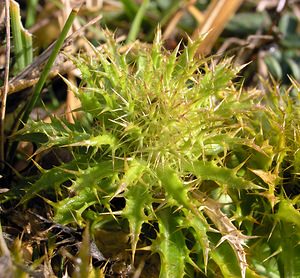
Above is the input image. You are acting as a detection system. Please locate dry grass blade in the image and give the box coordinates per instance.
[192,0,244,56]
[0,0,10,165]
[65,74,81,123]
[0,14,102,98]
[162,0,196,40]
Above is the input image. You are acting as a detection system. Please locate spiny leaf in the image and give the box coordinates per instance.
[15,118,92,149]
[15,28,300,277]
[153,208,189,278]
[20,162,77,204]
[163,43,180,86]
[204,134,270,156]
[198,61,237,99]
[123,182,152,262]
[65,133,118,150]
[53,161,122,224]
[249,169,278,188]
[276,199,300,230]
[73,161,122,191]
[53,187,97,225]
[209,237,244,278]
[278,223,300,278]
[267,220,300,278]
[183,210,210,272]
[157,167,191,210]
[119,159,147,189]
[186,161,262,190]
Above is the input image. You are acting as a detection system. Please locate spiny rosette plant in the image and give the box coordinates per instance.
[16,31,300,277]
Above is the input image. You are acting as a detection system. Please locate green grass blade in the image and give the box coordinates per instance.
[25,0,38,28]
[126,0,149,43]
[21,29,33,66]
[158,0,181,27]
[10,0,27,73]
[120,0,138,18]
[20,6,79,126]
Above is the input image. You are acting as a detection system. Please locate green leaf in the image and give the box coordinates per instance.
[66,133,118,150]
[281,35,300,48]
[120,0,138,18]
[20,163,76,204]
[183,210,210,271]
[153,208,189,278]
[73,161,122,191]
[276,199,300,230]
[123,182,152,261]
[119,159,147,189]
[264,54,282,80]
[210,237,242,278]
[278,223,300,278]
[54,161,122,224]
[53,187,97,224]
[14,132,49,144]
[226,12,271,36]
[163,43,180,86]
[268,220,300,278]
[249,240,280,277]
[279,13,298,36]
[186,161,261,190]
[286,58,300,81]
[157,167,191,209]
